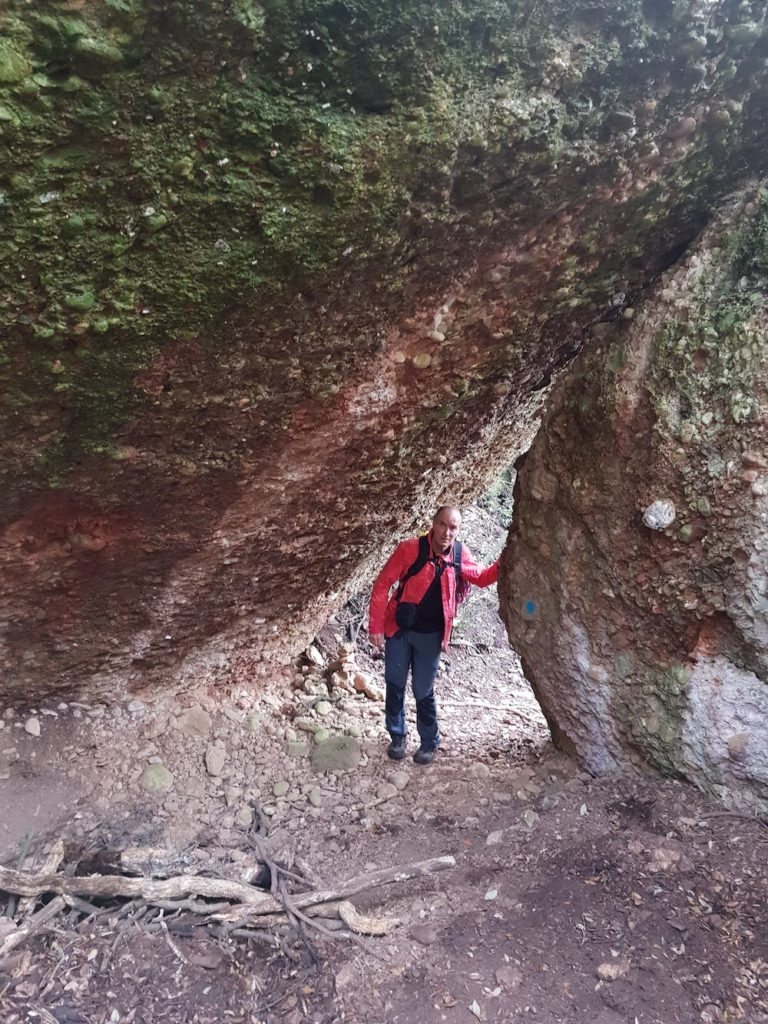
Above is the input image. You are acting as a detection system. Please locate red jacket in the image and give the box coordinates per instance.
[368,530,499,649]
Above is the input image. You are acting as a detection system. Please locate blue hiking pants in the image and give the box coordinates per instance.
[384,629,442,750]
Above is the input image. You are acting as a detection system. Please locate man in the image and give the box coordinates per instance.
[368,506,499,765]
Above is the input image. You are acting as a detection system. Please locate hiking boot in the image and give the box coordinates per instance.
[387,735,407,761]
[413,746,436,766]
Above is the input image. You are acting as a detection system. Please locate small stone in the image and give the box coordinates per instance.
[390,771,410,791]
[295,717,319,733]
[127,700,145,714]
[314,700,333,717]
[522,809,539,829]
[605,109,635,131]
[176,706,212,738]
[742,451,768,470]
[245,713,262,732]
[727,732,749,760]
[752,477,768,497]
[412,352,432,369]
[140,763,174,792]
[287,740,310,758]
[273,781,290,798]
[666,116,697,140]
[409,924,438,945]
[305,644,325,667]
[495,965,523,990]
[205,744,227,777]
[597,960,630,981]
[313,728,330,744]
[648,846,681,872]
[24,716,41,737]
[235,805,253,827]
[468,763,490,779]
[484,888,498,901]
[376,782,398,801]
[486,830,504,846]
[310,735,361,772]
[308,787,324,808]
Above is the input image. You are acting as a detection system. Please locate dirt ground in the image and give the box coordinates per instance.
[1,507,767,1024]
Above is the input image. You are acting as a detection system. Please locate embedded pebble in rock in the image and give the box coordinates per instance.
[522,809,539,828]
[176,706,212,738]
[24,716,41,737]
[468,763,491,779]
[376,782,398,801]
[308,787,324,808]
[486,830,504,846]
[314,701,333,717]
[310,735,361,772]
[313,728,330,744]
[642,499,676,530]
[140,763,174,792]
[409,924,438,945]
[245,713,262,732]
[273,781,290,798]
[205,744,227,777]
[412,352,432,369]
[390,771,410,791]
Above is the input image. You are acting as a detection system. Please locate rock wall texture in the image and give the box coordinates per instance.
[2,0,768,701]
[500,189,768,811]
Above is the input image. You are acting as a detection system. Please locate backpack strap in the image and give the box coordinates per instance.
[452,540,463,580]
[395,535,431,601]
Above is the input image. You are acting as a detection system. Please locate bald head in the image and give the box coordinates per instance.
[432,506,461,553]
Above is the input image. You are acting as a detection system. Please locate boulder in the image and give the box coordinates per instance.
[501,192,768,812]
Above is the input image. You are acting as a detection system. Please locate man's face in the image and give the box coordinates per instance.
[433,508,461,551]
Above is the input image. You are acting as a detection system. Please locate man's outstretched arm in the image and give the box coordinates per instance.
[461,546,499,588]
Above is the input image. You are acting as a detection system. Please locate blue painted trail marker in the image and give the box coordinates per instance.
[522,599,537,619]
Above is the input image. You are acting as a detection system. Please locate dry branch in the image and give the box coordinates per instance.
[210,855,456,925]
[0,855,456,925]
[0,896,66,958]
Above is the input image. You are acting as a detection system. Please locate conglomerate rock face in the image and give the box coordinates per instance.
[500,190,768,810]
[2,0,768,700]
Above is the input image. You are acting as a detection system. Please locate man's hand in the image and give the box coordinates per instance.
[370,633,385,650]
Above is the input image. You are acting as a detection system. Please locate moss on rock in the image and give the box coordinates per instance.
[2,0,768,481]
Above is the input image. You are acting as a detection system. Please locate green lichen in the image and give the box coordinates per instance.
[628,662,689,777]
[731,186,768,278]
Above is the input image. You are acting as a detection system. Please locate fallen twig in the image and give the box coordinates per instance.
[0,895,66,958]
[160,916,190,965]
[698,810,768,829]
